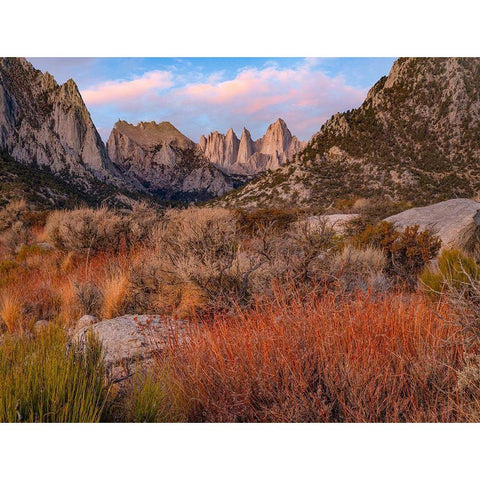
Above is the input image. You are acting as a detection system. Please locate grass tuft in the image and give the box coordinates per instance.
[0,324,109,422]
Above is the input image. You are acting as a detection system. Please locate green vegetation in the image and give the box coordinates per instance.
[0,324,109,422]
[122,369,184,422]
[421,248,480,296]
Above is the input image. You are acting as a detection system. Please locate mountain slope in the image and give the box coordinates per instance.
[0,58,133,192]
[219,58,480,210]
[199,118,306,176]
[107,120,235,201]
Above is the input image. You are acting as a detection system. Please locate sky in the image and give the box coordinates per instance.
[28,57,396,142]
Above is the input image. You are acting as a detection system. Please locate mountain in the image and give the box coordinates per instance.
[199,118,306,176]
[107,120,234,201]
[218,58,480,210]
[0,58,133,191]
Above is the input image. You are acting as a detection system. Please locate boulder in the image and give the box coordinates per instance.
[75,314,98,331]
[385,199,480,256]
[73,315,188,383]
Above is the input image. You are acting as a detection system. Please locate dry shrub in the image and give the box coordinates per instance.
[127,254,164,313]
[45,207,126,255]
[0,199,29,231]
[330,245,389,292]
[354,221,441,287]
[126,202,160,247]
[160,290,471,422]
[152,207,243,311]
[72,281,103,318]
[235,208,300,235]
[0,200,32,256]
[245,219,341,299]
[0,221,31,255]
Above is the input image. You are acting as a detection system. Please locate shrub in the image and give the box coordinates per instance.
[73,281,103,318]
[330,245,389,292]
[0,221,31,256]
[45,207,126,255]
[152,207,243,311]
[0,199,29,232]
[125,202,160,247]
[420,248,480,296]
[354,221,441,287]
[16,243,51,262]
[0,259,18,276]
[235,208,300,235]
[0,325,109,422]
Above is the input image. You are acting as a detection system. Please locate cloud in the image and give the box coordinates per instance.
[81,60,367,141]
[82,70,174,105]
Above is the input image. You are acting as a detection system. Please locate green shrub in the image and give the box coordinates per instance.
[0,325,109,422]
[122,369,184,422]
[420,249,480,296]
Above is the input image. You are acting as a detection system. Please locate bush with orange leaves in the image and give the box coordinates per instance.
[354,221,441,287]
[156,289,477,422]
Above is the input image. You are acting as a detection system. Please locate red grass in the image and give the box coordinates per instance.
[160,289,473,422]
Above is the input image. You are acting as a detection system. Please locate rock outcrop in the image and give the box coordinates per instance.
[385,199,480,256]
[199,118,306,175]
[0,57,128,192]
[74,315,188,383]
[107,120,234,201]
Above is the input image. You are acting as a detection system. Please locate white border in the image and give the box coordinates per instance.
[1,1,479,478]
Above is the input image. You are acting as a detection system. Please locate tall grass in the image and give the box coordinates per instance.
[160,289,473,422]
[0,324,109,422]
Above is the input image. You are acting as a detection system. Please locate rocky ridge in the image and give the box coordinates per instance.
[199,118,306,176]
[107,120,234,201]
[218,58,480,209]
[0,57,132,192]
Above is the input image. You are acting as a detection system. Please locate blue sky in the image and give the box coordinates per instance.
[28,57,395,142]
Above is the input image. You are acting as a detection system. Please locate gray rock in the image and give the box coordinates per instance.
[33,320,49,333]
[385,198,480,256]
[76,314,98,331]
[73,315,188,382]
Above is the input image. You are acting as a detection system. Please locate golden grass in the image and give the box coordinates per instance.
[0,290,23,333]
[101,270,130,319]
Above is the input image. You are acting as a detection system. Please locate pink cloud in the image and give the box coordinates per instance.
[82,70,173,105]
[82,60,367,141]
[169,63,366,139]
